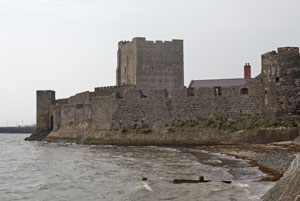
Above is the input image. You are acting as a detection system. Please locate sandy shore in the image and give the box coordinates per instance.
[193,141,300,181]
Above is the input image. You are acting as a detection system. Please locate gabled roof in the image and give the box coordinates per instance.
[189,78,251,88]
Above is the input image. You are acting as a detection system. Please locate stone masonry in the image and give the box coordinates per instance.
[116,37,184,90]
[35,38,300,133]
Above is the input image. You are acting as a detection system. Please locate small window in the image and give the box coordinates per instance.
[164,89,169,97]
[187,88,194,96]
[276,77,280,83]
[240,88,249,95]
[76,104,84,109]
[139,90,147,98]
[116,92,123,99]
[214,87,222,96]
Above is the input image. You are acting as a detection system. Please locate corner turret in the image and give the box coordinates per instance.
[261,47,300,115]
[36,90,56,130]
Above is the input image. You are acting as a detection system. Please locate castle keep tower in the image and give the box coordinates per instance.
[36,90,56,130]
[116,37,184,90]
[261,47,300,115]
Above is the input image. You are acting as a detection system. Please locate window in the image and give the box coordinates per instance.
[187,88,194,96]
[76,104,84,109]
[240,88,249,95]
[275,65,279,82]
[214,87,222,96]
[139,90,147,98]
[116,92,123,99]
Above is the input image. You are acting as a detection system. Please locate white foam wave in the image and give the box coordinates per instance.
[143,182,153,192]
[235,183,249,188]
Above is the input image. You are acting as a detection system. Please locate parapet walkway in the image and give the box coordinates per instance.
[262,154,300,201]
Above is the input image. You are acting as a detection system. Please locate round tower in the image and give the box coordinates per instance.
[261,47,300,116]
[36,90,56,130]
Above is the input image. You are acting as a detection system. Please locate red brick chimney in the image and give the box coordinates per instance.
[244,63,251,79]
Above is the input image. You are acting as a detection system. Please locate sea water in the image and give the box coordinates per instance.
[0,134,274,201]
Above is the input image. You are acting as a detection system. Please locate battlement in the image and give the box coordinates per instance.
[262,51,277,58]
[94,85,136,91]
[262,47,299,59]
[37,90,55,94]
[277,47,299,55]
[118,37,183,48]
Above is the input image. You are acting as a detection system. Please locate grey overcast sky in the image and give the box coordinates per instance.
[0,0,300,126]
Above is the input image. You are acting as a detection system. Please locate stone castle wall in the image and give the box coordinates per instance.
[52,77,264,131]
[37,43,300,134]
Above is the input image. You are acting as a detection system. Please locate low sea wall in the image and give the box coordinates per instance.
[44,125,299,146]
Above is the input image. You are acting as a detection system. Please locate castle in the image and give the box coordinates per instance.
[36,37,300,134]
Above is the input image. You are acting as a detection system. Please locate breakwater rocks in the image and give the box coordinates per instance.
[262,154,300,201]
[24,128,51,141]
[197,142,300,181]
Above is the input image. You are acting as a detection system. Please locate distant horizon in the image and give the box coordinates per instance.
[1,0,300,126]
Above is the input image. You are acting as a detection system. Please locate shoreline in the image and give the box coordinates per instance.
[193,142,300,182]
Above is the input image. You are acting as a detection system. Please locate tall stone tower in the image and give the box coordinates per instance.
[116,37,184,90]
[36,90,56,130]
[261,47,300,115]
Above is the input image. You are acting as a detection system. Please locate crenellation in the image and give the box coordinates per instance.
[262,51,277,59]
[278,47,299,55]
[95,85,136,91]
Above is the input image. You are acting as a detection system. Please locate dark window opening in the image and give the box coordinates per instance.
[276,77,280,83]
[50,115,53,131]
[139,90,147,98]
[76,104,84,109]
[240,88,249,95]
[214,87,222,96]
[265,90,267,94]
[116,92,123,99]
[187,88,194,96]
[164,89,169,98]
